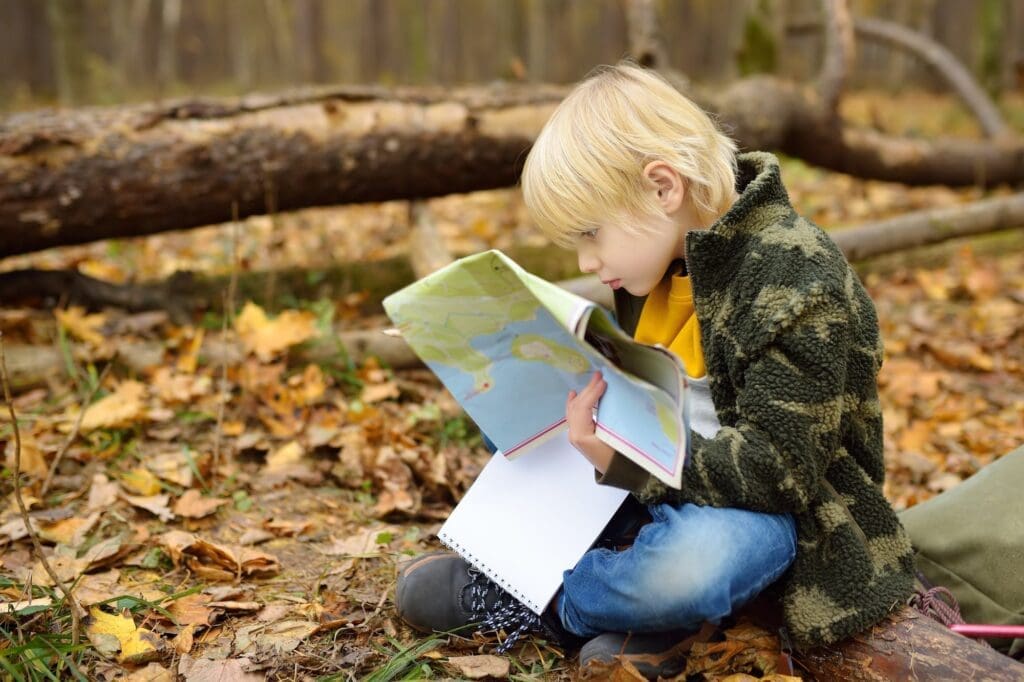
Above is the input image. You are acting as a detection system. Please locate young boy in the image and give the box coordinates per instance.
[395,63,914,677]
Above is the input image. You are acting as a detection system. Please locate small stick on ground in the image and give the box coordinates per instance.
[40,359,115,497]
[0,333,86,652]
[212,203,240,486]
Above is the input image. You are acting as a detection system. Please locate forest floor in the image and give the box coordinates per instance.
[1,90,1023,681]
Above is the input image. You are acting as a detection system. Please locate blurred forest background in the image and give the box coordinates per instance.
[1,2,1023,680]
[2,0,1023,111]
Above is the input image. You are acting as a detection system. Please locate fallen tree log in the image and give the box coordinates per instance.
[830,191,1024,261]
[1,77,1022,259]
[799,606,1024,681]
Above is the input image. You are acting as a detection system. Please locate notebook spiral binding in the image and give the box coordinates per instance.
[438,531,541,613]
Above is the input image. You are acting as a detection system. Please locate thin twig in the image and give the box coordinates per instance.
[40,359,115,497]
[212,202,240,487]
[0,333,86,654]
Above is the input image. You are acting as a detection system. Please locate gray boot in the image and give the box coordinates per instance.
[395,551,578,651]
[579,630,694,680]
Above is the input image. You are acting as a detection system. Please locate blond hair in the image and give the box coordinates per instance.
[521,62,738,248]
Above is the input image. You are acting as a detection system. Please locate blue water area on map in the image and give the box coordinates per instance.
[426,305,679,473]
[597,372,678,473]
[427,306,592,451]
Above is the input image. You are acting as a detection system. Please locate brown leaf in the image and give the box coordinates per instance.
[147,451,194,487]
[151,366,212,404]
[261,518,313,537]
[4,436,48,479]
[178,654,263,682]
[166,594,216,627]
[36,512,100,548]
[172,624,196,655]
[121,492,175,522]
[55,306,107,347]
[124,662,175,682]
[447,655,510,679]
[121,467,163,496]
[79,381,148,432]
[87,474,120,512]
[265,440,304,472]
[234,302,317,362]
[360,381,400,404]
[173,490,229,519]
[234,619,318,654]
[159,531,280,581]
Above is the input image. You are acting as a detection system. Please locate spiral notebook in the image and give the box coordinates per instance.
[438,432,629,614]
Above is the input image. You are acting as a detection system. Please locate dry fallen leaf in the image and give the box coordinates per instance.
[172,624,196,655]
[124,662,175,682]
[446,654,510,680]
[166,593,216,627]
[121,493,175,522]
[87,473,121,512]
[265,440,304,472]
[4,436,48,479]
[80,381,148,432]
[35,512,100,548]
[86,606,163,663]
[147,451,194,487]
[55,306,107,347]
[178,654,263,682]
[234,619,318,654]
[121,467,163,496]
[160,530,280,581]
[235,302,317,361]
[173,490,229,519]
[1,597,53,615]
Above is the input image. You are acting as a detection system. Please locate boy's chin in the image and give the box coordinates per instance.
[624,283,653,297]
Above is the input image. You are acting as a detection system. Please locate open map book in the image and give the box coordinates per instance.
[383,249,690,488]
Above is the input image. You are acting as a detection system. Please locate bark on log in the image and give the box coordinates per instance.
[830,192,1024,261]
[799,607,1024,681]
[0,85,562,259]
[1,79,1022,259]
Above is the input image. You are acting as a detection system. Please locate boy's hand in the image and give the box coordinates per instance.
[566,371,615,473]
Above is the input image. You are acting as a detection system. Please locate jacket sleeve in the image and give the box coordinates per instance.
[599,295,851,514]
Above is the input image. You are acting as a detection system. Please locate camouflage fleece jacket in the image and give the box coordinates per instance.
[600,152,915,650]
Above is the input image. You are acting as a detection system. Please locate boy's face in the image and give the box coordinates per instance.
[575,212,685,297]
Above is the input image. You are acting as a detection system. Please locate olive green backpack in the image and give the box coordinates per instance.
[899,445,1024,655]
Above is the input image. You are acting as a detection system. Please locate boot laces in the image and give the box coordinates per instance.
[465,565,544,653]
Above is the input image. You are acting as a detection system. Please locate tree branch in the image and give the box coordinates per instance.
[791,15,1011,139]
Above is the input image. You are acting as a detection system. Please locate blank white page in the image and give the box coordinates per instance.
[438,431,629,614]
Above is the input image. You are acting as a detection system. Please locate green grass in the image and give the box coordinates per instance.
[328,635,445,681]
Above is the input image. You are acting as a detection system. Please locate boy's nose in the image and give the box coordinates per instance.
[578,251,600,274]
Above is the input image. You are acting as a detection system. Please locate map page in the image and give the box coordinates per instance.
[383,250,690,489]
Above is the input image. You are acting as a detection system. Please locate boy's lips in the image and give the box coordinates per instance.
[602,279,622,290]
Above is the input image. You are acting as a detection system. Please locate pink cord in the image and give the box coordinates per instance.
[951,624,1024,639]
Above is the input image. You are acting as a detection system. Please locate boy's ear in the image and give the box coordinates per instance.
[642,161,685,212]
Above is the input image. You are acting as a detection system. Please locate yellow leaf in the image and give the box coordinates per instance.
[55,306,106,347]
[234,302,317,362]
[79,381,147,432]
[37,512,100,547]
[173,489,229,519]
[176,327,204,374]
[86,606,161,662]
[4,436,48,478]
[121,467,162,496]
[266,441,303,472]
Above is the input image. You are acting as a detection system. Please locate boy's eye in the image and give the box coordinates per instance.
[580,229,599,240]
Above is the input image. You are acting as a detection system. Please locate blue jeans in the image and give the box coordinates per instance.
[557,502,797,637]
